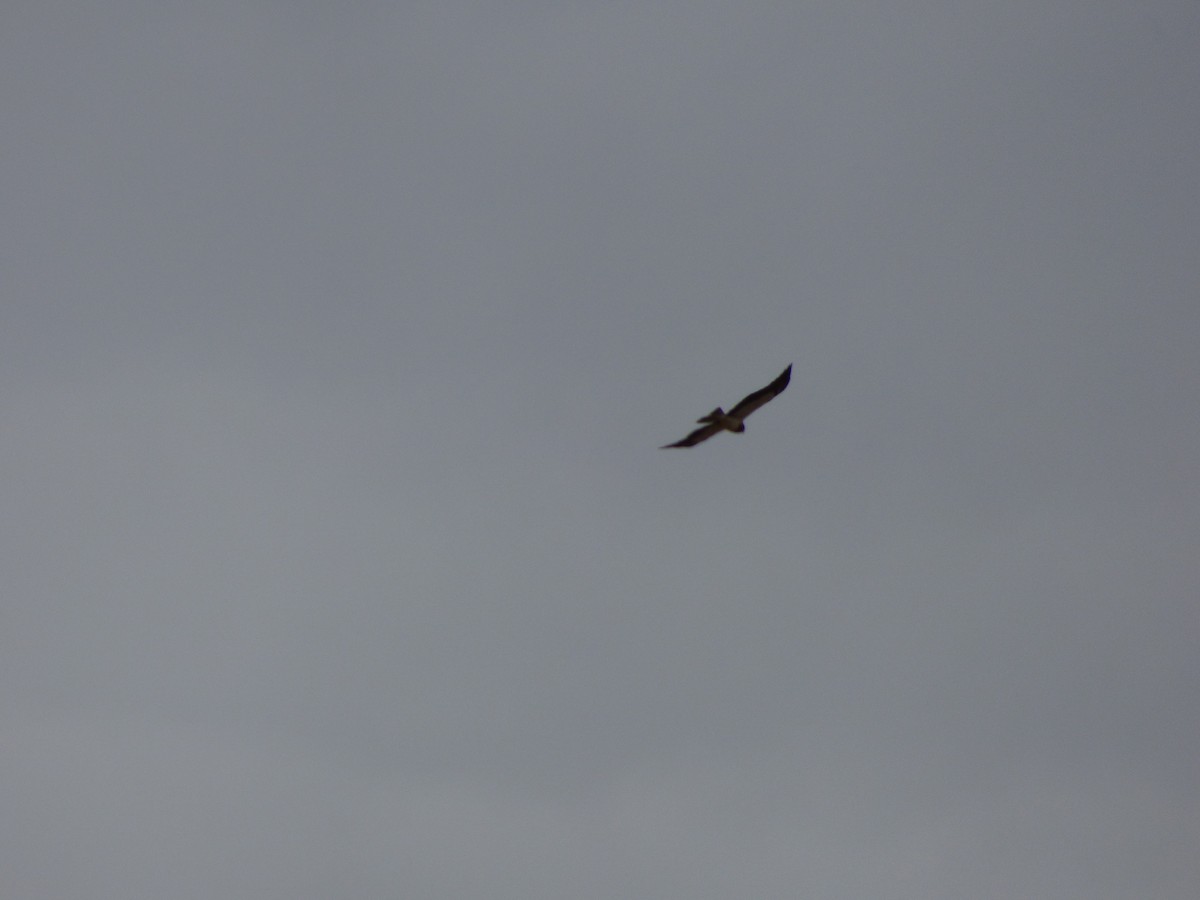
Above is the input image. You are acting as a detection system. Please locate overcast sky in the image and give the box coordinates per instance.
[3,2,1199,898]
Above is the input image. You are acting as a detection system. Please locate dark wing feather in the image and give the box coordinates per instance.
[660,421,724,448]
[727,364,792,420]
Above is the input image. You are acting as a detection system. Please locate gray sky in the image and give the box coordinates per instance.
[4,2,1199,897]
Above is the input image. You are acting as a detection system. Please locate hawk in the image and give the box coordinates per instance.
[660,364,792,448]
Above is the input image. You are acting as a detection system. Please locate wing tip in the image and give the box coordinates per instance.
[776,363,793,390]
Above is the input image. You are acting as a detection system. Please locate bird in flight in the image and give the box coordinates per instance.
[660,364,792,448]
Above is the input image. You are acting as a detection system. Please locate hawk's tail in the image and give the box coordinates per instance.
[696,407,724,424]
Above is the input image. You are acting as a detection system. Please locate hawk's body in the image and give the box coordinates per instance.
[660,364,792,448]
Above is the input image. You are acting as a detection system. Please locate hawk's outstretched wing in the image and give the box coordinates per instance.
[727,364,792,420]
[659,421,724,449]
